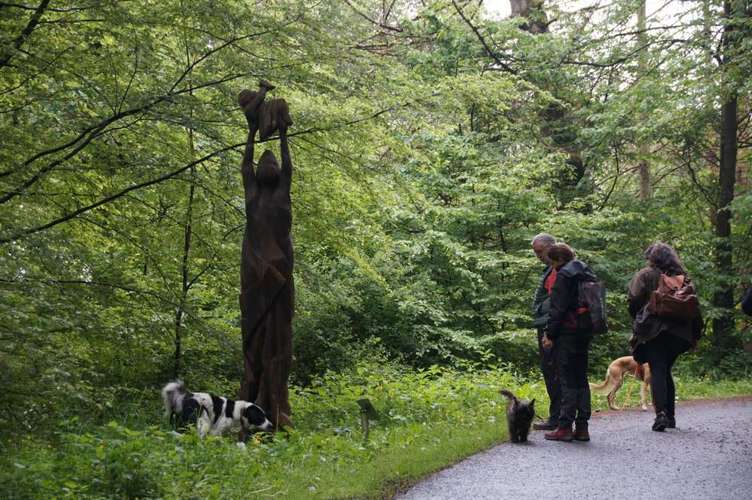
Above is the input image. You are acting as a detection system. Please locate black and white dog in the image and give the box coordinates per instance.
[161,381,273,437]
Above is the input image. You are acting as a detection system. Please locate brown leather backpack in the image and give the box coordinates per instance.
[648,274,700,320]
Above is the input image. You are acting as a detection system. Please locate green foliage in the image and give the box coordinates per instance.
[2,362,521,498]
[1,0,750,493]
[3,361,750,499]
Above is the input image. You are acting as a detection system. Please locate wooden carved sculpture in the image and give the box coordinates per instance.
[237,81,294,430]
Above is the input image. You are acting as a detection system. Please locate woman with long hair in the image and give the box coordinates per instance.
[628,242,703,431]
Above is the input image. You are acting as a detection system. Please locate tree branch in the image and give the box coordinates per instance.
[0,31,272,201]
[451,0,517,74]
[0,0,50,69]
[0,103,405,243]
[0,277,174,303]
[344,0,403,32]
[597,144,621,210]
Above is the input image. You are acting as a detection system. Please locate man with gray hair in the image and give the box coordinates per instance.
[531,233,561,430]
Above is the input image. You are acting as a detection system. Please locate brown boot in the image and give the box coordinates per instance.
[533,419,557,431]
[573,421,590,441]
[544,425,573,442]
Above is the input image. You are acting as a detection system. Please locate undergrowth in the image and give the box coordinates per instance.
[2,361,750,499]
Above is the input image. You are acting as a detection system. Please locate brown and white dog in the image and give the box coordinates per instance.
[590,356,652,410]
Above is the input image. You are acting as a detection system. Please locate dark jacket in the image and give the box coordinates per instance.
[628,266,703,347]
[532,265,553,328]
[743,286,752,316]
[546,260,597,339]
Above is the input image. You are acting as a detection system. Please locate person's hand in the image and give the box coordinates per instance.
[542,334,553,349]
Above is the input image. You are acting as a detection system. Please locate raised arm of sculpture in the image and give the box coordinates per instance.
[237,81,275,195]
[279,122,292,181]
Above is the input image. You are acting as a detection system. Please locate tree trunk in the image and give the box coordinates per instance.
[504,1,589,206]
[711,1,739,358]
[174,165,195,378]
[174,36,196,378]
[637,0,651,201]
[638,159,651,200]
[712,95,737,356]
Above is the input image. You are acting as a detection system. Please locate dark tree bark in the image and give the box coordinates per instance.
[711,96,736,356]
[711,1,741,357]
[237,82,294,429]
[174,165,195,378]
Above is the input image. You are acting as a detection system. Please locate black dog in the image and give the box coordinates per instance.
[500,389,536,443]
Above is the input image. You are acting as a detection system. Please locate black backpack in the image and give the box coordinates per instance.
[577,278,608,335]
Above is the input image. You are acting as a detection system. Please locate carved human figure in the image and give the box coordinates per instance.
[237,81,294,429]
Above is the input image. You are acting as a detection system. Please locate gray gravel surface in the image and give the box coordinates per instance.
[398,397,752,500]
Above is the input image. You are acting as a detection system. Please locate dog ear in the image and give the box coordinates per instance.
[244,404,267,426]
[530,399,535,408]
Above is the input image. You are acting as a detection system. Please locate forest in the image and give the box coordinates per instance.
[1,0,750,497]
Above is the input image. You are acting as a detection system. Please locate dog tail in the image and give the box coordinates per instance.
[500,389,518,402]
[589,374,615,394]
[161,380,188,417]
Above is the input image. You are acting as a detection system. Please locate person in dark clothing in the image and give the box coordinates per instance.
[531,233,562,431]
[543,243,597,442]
[742,286,752,316]
[628,242,703,432]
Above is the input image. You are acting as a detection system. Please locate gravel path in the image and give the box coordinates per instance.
[398,397,752,500]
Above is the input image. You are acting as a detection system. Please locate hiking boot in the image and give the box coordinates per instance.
[573,421,590,442]
[652,412,669,432]
[544,425,573,442]
[667,416,676,429]
[533,420,557,431]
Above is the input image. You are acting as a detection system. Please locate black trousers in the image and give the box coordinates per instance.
[537,329,561,423]
[556,335,591,427]
[641,333,690,418]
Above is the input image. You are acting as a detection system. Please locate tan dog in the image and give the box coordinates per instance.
[590,356,652,410]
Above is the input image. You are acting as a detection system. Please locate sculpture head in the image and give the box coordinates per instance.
[257,150,280,185]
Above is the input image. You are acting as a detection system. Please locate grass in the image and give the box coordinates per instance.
[2,362,750,499]
[590,371,752,412]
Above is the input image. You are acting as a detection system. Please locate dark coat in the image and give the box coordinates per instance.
[627,266,702,350]
[742,286,752,316]
[532,265,553,328]
[546,260,597,339]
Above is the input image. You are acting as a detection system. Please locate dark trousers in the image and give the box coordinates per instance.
[556,335,591,427]
[537,329,561,423]
[642,333,690,418]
